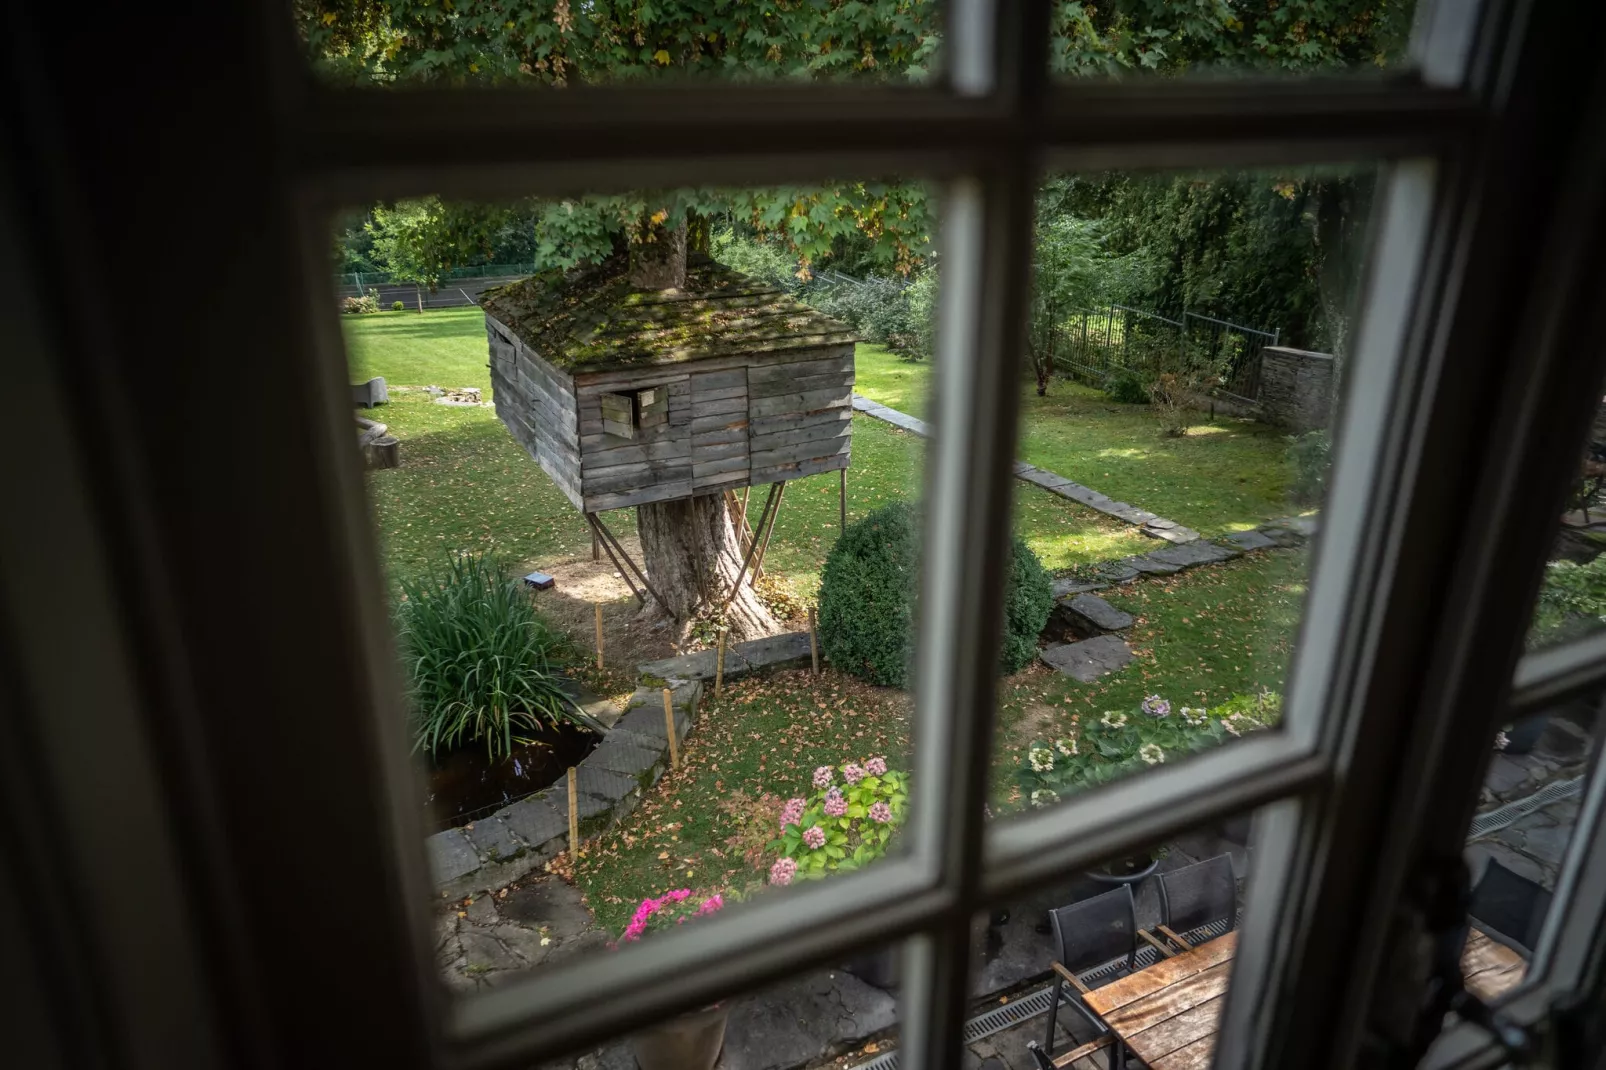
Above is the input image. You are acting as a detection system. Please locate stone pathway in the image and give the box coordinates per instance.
[1467,715,1592,888]
[850,395,1199,544]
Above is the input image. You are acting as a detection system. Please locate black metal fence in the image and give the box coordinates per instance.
[1053,303,1280,404]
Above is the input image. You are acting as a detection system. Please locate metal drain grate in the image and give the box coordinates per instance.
[1468,776,1583,840]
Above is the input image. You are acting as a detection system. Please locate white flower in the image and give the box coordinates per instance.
[1030,789,1059,808]
[1139,743,1165,765]
[1100,711,1129,730]
[1055,738,1078,757]
[1181,706,1209,726]
[1029,746,1055,773]
[1494,731,1510,752]
[540,936,552,947]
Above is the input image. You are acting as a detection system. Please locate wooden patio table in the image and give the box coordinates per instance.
[1062,926,1527,1069]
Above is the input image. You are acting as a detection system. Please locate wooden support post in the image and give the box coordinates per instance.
[808,606,819,675]
[839,467,847,532]
[594,603,604,670]
[751,481,787,581]
[715,629,727,698]
[591,527,601,562]
[567,769,580,854]
[662,688,679,769]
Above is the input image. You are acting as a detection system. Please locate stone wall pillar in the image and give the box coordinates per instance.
[1259,346,1335,433]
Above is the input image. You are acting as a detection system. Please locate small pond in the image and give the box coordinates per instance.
[423,721,597,832]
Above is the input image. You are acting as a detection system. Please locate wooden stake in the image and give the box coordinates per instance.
[567,768,580,854]
[591,527,601,562]
[662,688,679,769]
[715,629,727,698]
[808,606,819,675]
[594,603,604,670]
[839,467,847,532]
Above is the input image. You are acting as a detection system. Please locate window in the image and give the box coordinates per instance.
[8,2,1606,1070]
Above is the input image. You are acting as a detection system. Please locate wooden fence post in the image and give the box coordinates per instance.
[567,769,580,854]
[594,603,604,671]
[662,688,679,769]
[715,629,727,698]
[808,606,819,675]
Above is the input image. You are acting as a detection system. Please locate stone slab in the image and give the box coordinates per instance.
[1040,635,1133,682]
[717,970,897,1070]
[1063,593,1134,633]
[1052,578,1107,598]
[1146,524,1201,544]
[1147,541,1238,568]
[426,829,482,885]
[1095,563,1141,584]
[555,765,641,805]
[1121,554,1183,576]
[587,731,668,788]
[616,698,693,747]
[464,815,524,863]
[640,632,813,684]
[499,794,569,850]
[1224,529,1278,551]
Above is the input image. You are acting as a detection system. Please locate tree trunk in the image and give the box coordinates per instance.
[637,494,781,642]
[630,214,688,290]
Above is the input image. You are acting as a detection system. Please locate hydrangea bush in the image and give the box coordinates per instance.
[1017,692,1280,808]
[768,757,908,884]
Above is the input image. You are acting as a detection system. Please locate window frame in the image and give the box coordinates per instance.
[8,1,1606,1068]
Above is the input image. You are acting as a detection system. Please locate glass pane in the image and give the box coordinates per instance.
[1518,378,1606,650]
[299,1,938,87]
[973,805,1269,1070]
[1457,691,1601,1001]
[338,182,946,985]
[1051,0,1423,81]
[984,164,1377,813]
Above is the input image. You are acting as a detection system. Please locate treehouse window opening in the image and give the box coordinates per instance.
[599,387,668,441]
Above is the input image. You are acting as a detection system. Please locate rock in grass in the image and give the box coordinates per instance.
[1063,593,1134,634]
[1040,635,1134,682]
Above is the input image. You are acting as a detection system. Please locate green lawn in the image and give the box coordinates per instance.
[343,311,1151,587]
[569,546,1307,933]
[855,344,1299,536]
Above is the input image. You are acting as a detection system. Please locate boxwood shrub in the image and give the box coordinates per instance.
[818,502,1054,687]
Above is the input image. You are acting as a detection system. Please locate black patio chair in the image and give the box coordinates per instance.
[1041,885,1158,1069]
[1157,854,1238,950]
[1470,857,1552,957]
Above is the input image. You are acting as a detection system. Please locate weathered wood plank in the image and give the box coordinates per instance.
[574,369,697,395]
[691,426,750,448]
[749,453,850,484]
[689,384,748,404]
[1084,934,1237,1016]
[1102,963,1231,1038]
[693,468,751,491]
[745,351,855,385]
[747,370,854,399]
[749,421,853,454]
[691,395,748,418]
[689,368,747,391]
[584,480,693,513]
[748,389,853,420]
[690,440,748,463]
[1148,1034,1216,1070]
[584,462,692,496]
[1122,996,1225,1065]
[749,436,851,470]
[692,454,750,479]
[580,437,691,470]
[691,413,750,434]
[748,407,852,437]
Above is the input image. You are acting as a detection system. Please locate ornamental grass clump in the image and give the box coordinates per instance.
[769,758,908,884]
[818,502,1053,687]
[1017,691,1281,807]
[396,552,596,762]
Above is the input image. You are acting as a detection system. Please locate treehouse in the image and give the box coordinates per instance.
[480,252,858,516]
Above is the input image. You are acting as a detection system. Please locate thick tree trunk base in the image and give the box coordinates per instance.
[636,493,781,643]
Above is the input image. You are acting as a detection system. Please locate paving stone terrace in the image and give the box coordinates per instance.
[850,394,1200,544]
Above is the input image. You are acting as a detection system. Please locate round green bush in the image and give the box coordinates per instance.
[1104,368,1152,405]
[818,502,1055,687]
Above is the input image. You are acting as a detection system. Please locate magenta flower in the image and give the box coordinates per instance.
[823,789,848,817]
[780,797,805,828]
[843,763,866,785]
[869,801,893,824]
[803,825,826,849]
[812,765,834,789]
[769,858,798,886]
[865,757,888,776]
[695,895,724,916]
[1141,695,1172,719]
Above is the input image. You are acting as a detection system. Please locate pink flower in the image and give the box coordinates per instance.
[696,895,724,916]
[869,801,893,824]
[823,789,848,817]
[812,765,834,788]
[865,757,888,776]
[843,763,866,785]
[780,797,805,828]
[769,858,797,886]
[803,825,826,849]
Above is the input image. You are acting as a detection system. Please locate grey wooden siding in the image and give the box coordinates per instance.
[486,315,583,508]
[690,368,750,492]
[745,345,854,484]
[576,371,692,512]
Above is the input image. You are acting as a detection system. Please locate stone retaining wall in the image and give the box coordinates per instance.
[1259,346,1335,433]
[426,631,815,896]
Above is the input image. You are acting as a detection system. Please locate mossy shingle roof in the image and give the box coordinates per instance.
[480,252,859,373]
